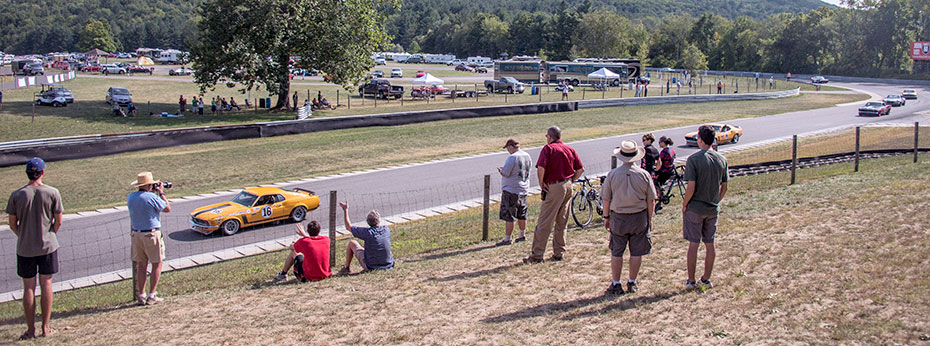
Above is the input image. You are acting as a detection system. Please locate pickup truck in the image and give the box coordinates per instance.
[358,79,404,99]
[484,77,525,94]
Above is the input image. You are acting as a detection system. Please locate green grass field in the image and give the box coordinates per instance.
[0,92,867,215]
[0,73,812,141]
[0,152,926,343]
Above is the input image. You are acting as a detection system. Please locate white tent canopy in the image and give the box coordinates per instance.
[412,73,444,85]
[587,67,621,79]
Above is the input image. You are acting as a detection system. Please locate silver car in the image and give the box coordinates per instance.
[106,87,132,105]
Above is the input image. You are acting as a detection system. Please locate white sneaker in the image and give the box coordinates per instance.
[146,294,163,305]
[274,273,288,282]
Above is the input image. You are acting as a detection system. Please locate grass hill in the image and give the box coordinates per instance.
[0,148,926,343]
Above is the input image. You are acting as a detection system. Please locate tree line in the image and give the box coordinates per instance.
[396,0,930,77]
[1,0,927,77]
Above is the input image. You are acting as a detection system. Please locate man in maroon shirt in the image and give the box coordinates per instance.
[274,220,331,282]
[525,126,584,263]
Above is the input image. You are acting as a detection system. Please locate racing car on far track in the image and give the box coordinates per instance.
[685,123,743,146]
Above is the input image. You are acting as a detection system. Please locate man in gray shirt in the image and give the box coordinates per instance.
[496,139,532,246]
[6,158,62,339]
[682,126,729,290]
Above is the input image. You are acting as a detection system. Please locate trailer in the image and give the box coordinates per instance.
[425,54,456,64]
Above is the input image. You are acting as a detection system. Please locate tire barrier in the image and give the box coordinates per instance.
[728,148,930,177]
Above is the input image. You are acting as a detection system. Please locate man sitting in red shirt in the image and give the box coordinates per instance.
[274,220,331,282]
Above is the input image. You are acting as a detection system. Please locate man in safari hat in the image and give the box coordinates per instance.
[600,140,657,295]
[127,172,171,305]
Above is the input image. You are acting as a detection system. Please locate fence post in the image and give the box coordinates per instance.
[914,121,920,163]
[790,135,798,185]
[582,88,585,100]
[453,84,457,103]
[329,190,337,268]
[611,155,617,169]
[131,260,138,301]
[336,90,340,107]
[482,174,490,241]
[348,93,351,110]
[854,127,860,172]
[475,84,479,103]
[539,85,542,102]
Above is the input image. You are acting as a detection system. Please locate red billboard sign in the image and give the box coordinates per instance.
[911,42,930,60]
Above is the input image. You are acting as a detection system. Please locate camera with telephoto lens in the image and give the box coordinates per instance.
[154,181,172,189]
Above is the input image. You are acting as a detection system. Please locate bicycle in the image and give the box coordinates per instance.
[656,164,686,211]
[570,176,605,228]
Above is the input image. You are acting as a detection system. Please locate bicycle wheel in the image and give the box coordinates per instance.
[571,190,594,228]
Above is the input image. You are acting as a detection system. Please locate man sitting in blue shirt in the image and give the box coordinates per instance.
[336,201,393,275]
[127,172,171,305]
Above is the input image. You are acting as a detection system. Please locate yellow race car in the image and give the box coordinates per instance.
[684,123,743,146]
[189,187,320,236]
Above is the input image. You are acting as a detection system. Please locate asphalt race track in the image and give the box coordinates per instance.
[1,81,928,293]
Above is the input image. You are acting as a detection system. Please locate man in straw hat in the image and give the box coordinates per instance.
[127,172,171,305]
[601,140,657,295]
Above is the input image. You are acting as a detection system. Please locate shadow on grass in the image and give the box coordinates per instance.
[425,262,521,282]
[0,100,289,127]
[558,290,682,320]
[482,290,682,323]
[405,243,499,263]
[0,301,138,327]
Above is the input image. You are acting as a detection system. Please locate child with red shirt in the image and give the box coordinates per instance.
[274,221,331,282]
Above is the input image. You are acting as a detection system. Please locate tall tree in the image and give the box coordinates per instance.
[77,19,120,52]
[191,0,393,110]
[571,10,633,58]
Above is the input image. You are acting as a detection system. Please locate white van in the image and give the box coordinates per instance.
[467,56,492,65]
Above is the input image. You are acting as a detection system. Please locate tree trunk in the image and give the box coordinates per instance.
[273,53,291,110]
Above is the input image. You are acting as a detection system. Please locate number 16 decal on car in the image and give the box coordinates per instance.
[261,206,273,218]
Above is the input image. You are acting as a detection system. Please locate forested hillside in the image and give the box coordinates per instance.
[1,0,927,77]
[0,0,824,55]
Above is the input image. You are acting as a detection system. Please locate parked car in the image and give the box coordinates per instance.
[857,101,891,117]
[390,68,403,78]
[168,67,194,76]
[411,85,449,98]
[810,76,829,84]
[12,60,44,75]
[405,55,424,64]
[485,77,525,94]
[375,57,386,65]
[189,187,320,236]
[882,94,906,107]
[358,79,404,99]
[455,64,474,72]
[371,70,384,78]
[127,65,154,74]
[447,59,466,66]
[81,64,102,72]
[101,63,127,75]
[415,70,425,78]
[902,89,918,99]
[106,87,132,105]
[684,123,743,146]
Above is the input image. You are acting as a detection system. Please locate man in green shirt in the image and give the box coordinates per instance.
[681,126,728,290]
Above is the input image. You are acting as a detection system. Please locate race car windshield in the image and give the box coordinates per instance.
[231,192,258,207]
[866,102,883,107]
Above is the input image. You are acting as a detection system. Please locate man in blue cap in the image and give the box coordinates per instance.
[6,157,63,339]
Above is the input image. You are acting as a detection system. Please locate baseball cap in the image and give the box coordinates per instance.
[25,157,46,173]
[503,139,519,148]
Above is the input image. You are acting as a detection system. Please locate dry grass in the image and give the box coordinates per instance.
[1,154,927,344]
